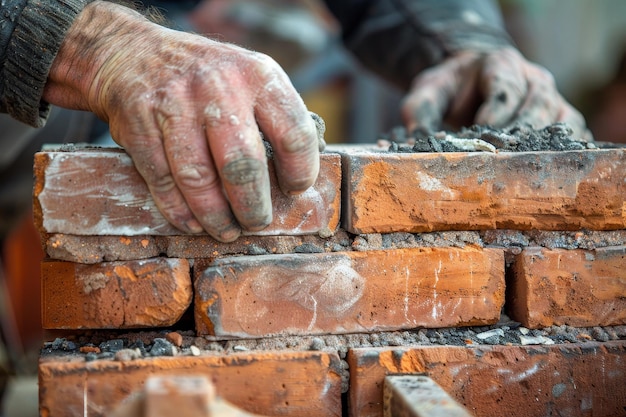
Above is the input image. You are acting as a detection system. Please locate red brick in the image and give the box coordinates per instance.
[509,246,626,328]
[347,341,626,417]
[33,148,341,237]
[42,258,191,329]
[39,350,342,417]
[194,247,504,338]
[42,230,352,263]
[340,148,626,234]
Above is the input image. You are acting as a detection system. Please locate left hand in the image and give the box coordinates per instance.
[402,47,592,141]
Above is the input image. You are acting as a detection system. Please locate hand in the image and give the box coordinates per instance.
[402,47,592,141]
[44,1,320,242]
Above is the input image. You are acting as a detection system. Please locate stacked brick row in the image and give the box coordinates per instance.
[34,145,626,416]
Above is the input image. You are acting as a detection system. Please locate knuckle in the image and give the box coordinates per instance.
[175,164,219,190]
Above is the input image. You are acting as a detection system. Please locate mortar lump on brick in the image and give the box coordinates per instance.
[380,123,600,153]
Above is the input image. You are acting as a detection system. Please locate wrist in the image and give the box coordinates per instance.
[43,1,154,119]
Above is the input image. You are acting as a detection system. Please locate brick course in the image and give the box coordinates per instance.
[42,258,192,329]
[509,246,626,328]
[194,247,504,338]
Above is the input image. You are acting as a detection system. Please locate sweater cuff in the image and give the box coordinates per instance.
[3,0,92,127]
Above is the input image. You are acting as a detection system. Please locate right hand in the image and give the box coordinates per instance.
[44,1,320,242]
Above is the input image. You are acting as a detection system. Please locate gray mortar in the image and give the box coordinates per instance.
[351,230,626,252]
[41,320,626,394]
[379,123,602,153]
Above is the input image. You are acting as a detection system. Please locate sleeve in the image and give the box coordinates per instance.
[323,0,514,90]
[0,0,93,128]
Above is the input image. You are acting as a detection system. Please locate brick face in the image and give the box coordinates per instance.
[509,246,626,328]
[34,149,341,237]
[39,350,342,417]
[194,247,504,338]
[341,148,626,234]
[347,341,626,417]
[41,258,192,329]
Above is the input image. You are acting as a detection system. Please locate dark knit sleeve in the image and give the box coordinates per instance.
[0,0,92,127]
[324,0,514,90]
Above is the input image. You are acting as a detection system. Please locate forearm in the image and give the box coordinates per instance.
[325,0,513,90]
[43,1,156,120]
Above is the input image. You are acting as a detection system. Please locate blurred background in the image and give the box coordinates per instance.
[1,1,625,415]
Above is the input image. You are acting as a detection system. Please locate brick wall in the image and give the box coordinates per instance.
[34,145,626,416]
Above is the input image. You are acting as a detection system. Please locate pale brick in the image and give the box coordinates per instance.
[41,258,192,329]
[509,246,626,328]
[39,350,342,417]
[34,148,341,237]
[347,341,626,417]
[194,247,504,338]
[340,147,626,234]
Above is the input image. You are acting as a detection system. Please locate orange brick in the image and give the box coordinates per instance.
[42,258,191,329]
[347,341,626,417]
[509,246,626,328]
[194,247,504,338]
[340,148,626,234]
[39,350,342,417]
[34,148,341,237]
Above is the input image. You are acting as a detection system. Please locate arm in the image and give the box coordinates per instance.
[324,0,511,90]
[324,0,591,140]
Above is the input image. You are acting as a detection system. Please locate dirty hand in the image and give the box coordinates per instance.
[44,1,320,242]
[402,47,592,141]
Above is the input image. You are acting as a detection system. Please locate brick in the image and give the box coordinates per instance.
[383,375,472,417]
[41,258,192,329]
[42,230,352,264]
[339,147,626,234]
[194,247,504,338]
[347,341,626,417]
[509,246,626,328]
[38,350,342,417]
[33,148,341,237]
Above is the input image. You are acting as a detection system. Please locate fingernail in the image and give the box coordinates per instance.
[185,219,204,234]
[219,225,241,242]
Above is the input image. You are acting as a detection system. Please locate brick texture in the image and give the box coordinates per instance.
[39,350,342,417]
[340,148,626,234]
[34,148,341,237]
[194,247,504,338]
[347,341,626,417]
[42,258,191,329]
[509,246,626,328]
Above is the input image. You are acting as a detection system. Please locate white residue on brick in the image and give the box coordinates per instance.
[404,266,410,323]
[264,186,326,235]
[245,255,364,327]
[431,259,442,321]
[416,172,456,199]
[41,152,172,235]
